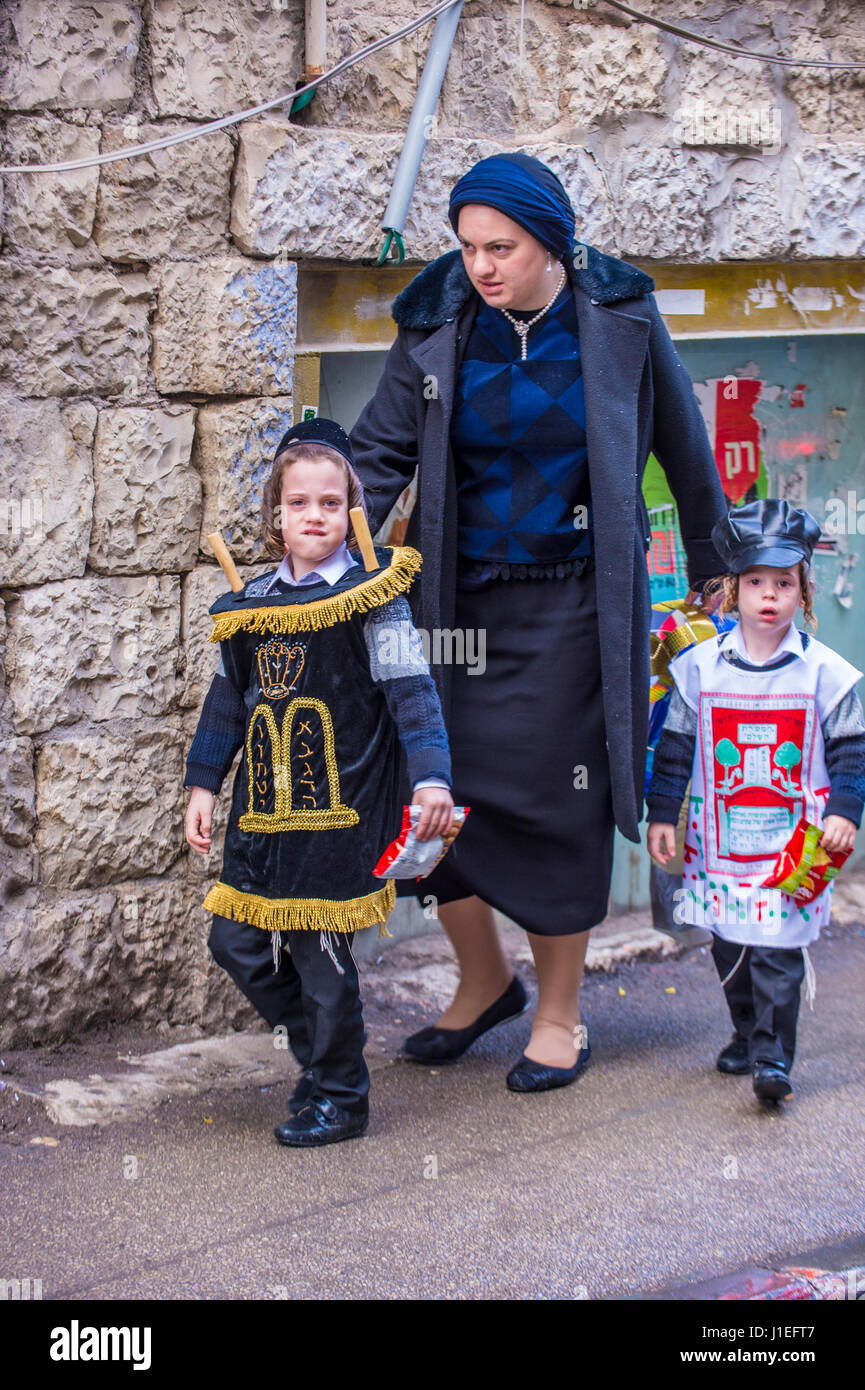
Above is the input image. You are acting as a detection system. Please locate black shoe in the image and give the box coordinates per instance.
[716,1035,750,1075]
[753,1062,794,1102]
[274,1098,369,1147]
[507,1042,591,1093]
[288,1069,314,1115]
[403,975,528,1064]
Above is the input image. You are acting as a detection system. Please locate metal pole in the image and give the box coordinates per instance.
[380,0,463,244]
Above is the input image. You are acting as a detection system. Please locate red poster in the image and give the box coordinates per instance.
[714,378,762,503]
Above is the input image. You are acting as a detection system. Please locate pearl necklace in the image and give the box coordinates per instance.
[498,265,567,360]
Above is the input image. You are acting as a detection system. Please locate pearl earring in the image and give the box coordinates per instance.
[546,255,553,272]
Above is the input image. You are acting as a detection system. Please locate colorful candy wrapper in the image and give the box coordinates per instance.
[373,805,470,880]
[761,817,852,905]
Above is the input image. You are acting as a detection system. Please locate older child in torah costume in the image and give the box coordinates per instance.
[647,500,865,1104]
[184,419,454,1147]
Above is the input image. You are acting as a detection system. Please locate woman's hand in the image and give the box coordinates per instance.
[820,815,857,856]
[685,586,723,616]
[413,786,455,842]
[647,821,677,867]
[185,788,215,854]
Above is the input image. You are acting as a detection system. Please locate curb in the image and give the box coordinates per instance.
[646,1263,865,1300]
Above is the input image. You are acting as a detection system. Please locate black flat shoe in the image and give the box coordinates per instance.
[716,1034,750,1075]
[288,1069,314,1114]
[274,1098,369,1147]
[507,1042,591,1093]
[753,1062,794,1102]
[403,975,528,1064]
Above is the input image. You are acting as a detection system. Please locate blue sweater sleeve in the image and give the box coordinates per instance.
[184,649,247,794]
[362,595,452,788]
[822,688,865,828]
[645,686,697,824]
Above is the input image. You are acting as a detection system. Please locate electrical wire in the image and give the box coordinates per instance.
[600,0,865,69]
[2,0,864,175]
[0,0,463,175]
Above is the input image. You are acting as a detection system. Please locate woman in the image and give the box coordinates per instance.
[350,152,727,1091]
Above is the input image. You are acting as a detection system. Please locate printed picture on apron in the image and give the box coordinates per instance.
[699,692,818,871]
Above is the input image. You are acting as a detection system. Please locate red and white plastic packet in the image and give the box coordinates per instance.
[373,805,470,881]
[761,817,852,906]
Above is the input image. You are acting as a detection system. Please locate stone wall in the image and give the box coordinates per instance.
[1,0,863,1045]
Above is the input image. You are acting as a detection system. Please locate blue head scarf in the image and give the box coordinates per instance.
[447,152,576,264]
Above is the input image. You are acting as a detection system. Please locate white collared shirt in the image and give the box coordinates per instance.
[721,620,805,668]
[262,540,356,592]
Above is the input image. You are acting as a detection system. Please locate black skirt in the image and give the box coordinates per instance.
[409,561,615,935]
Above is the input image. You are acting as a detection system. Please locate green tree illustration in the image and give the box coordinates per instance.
[715,738,741,792]
[773,741,801,793]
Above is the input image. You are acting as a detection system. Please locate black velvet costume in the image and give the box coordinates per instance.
[201,545,423,937]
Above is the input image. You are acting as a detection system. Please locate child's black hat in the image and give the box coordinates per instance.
[712,499,821,574]
[273,417,354,467]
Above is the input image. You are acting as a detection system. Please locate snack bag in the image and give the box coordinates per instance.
[761,817,852,905]
[373,805,469,881]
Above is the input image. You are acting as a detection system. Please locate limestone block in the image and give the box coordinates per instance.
[1,117,101,251]
[0,891,119,1047]
[792,144,865,258]
[786,26,865,138]
[5,575,180,736]
[606,147,725,260]
[558,21,668,131]
[0,398,96,586]
[0,265,152,398]
[0,0,139,111]
[152,260,297,396]
[0,735,36,847]
[676,51,780,150]
[304,1,424,129]
[231,121,402,260]
[438,7,564,136]
[721,160,793,260]
[88,407,200,575]
[194,398,294,569]
[35,721,186,888]
[95,120,234,263]
[182,559,278,712]
[106,876,220,1027]
[148,0,303,119]
[0,842,38,905]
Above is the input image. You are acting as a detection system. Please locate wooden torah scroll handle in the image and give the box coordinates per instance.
[207,532,244,592]
[349,506,380,572]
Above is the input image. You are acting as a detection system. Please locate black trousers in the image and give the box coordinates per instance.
[711,935,807,1073]
[208,914,369,1116]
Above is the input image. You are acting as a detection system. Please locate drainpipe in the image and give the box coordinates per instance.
[292,0,327,116]
[377,0,463,265]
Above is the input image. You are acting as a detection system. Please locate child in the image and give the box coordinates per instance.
[647,499,865,1103]
[184,418,454,1146]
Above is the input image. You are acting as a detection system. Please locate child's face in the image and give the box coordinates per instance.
[734,564,804,635]
[277,457,349,566]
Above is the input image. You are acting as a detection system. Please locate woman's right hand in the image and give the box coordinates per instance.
[185,788,215,855]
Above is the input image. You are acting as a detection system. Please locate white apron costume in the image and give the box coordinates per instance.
[671,623,862,947]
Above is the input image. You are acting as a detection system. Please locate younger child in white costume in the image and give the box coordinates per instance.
[647,500,865,1103]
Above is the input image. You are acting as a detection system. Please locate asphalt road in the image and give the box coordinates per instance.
[2,922,864,1300]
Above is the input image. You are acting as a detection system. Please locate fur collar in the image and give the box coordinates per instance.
[392,245,655,330]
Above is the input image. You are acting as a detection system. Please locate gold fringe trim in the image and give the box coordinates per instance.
[203,879,396,934]
[209,546,422,641]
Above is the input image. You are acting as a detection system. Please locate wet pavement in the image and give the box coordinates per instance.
[2,915,863,1300]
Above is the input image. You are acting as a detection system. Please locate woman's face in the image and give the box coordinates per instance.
[456,205,556,312]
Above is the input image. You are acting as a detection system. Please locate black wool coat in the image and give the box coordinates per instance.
[350,246,728,842]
